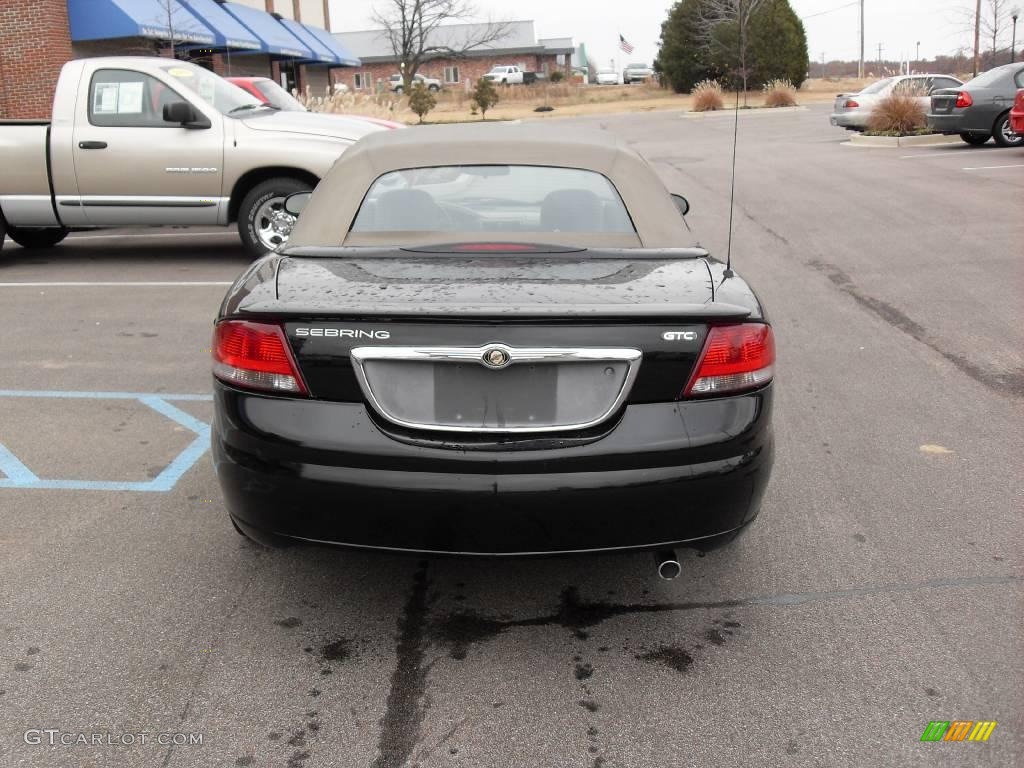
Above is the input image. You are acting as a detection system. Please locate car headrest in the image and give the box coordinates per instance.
[374,189,443,230]
[540,189,603,231]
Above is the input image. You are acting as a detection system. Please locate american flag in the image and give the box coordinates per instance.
[619,34,634,54]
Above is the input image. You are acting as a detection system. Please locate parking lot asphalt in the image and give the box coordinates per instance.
[0,103,1021,768]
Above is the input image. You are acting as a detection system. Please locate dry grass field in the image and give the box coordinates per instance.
[296,78,873,125]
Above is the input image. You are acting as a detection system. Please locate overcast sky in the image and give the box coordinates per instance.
[327,1,1010,70]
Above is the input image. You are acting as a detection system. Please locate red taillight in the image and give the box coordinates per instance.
[212,320,307,395]
[955,91,973,108]
[684,324,775,397]
[844,99,859,108]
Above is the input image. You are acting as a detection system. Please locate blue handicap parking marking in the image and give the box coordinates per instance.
[0,390,213,492]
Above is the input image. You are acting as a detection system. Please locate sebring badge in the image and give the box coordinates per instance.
[482,347,511,368]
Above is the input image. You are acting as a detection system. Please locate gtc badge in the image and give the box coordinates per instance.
[482,347,511,368]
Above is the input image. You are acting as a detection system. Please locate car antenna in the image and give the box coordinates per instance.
[723,83,741,279]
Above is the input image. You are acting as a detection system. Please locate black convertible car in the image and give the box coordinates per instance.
[211,124,774,569]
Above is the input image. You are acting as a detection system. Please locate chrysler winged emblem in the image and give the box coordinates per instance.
[482,347,511,368]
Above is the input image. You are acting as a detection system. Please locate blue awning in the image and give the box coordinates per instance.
[219,2,312,58]
[67,0,215,45]
[278,18,337,64]
[306,26,360,67]
[178,0,263,51]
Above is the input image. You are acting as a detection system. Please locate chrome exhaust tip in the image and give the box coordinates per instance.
[655,549,681,581]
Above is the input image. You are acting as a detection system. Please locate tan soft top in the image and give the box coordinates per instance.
[287,122,693,249]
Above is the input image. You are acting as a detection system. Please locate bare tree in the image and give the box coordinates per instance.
[370,0,511,91]
[957,0,1014,73]
[150,0,191,58]
[981,0,1014,56]
[694,0,767,107]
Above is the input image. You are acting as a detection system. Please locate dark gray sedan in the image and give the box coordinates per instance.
[929,62,1024,147]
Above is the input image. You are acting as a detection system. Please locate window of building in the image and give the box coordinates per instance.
[444,66,460,84]
[354,71,373,90]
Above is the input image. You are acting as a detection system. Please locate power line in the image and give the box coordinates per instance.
[801,0,860,21]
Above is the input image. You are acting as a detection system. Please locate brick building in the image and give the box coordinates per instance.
[334,21,574,94]
[0,0,357,119]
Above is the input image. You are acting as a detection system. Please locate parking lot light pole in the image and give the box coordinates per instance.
[1012,12,1019,63]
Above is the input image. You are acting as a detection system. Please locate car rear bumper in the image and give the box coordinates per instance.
[830,111,866,129]
[1011,108,1024,134]
[928,113,970,134]
[212,383,774,555]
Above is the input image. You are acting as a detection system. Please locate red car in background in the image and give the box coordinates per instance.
[226,76,403,130]
[1011,89,1024,136]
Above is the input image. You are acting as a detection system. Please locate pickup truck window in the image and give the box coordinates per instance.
[88,69,190,128]
[159,62,261,115]
[350,165,636,234]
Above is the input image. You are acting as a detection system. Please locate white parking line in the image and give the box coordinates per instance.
[962,164,1024,171]
[66,231,240,241]
[899,153,975,159]
[0,281,232,287]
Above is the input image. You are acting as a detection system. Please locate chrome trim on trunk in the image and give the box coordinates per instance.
[350,344,643,434]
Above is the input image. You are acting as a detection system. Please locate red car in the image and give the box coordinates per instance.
[226,76,402,130]
[1011,89,1024,136]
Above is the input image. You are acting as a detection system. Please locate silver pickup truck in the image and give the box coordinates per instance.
[0,57,389,257]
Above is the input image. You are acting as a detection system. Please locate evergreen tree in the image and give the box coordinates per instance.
[471,77,499,120]
[747,0,809,88]
[657,0,725,93]
[656,0,808,93]
[408,80,437,123]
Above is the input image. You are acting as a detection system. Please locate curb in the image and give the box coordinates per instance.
[846,133,961,147]
[682,106,808,119]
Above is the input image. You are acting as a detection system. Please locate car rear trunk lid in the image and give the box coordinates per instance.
[930,91,958,114]
[238,253,752,422]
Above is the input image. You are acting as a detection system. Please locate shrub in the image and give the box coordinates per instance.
[471,77,499,119]
[762,78,797,107]
[407,80,436,123]
[691,79,724,112]
[549,70,564,83]
[867,92,927,135]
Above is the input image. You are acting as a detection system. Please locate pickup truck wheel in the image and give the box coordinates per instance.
[959,132,989,145]
[6,226,70,249]
[394,86,404,95]
[238,177,311,256]
[428,84,439,92]
[992,112,1023,147]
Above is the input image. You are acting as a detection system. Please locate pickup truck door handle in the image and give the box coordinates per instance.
[78,141,107,149]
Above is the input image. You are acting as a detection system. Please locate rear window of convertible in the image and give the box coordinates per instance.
[349,165,636,233]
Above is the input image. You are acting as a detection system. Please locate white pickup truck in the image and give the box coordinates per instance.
[483,66,537,85]
[0,57,391,257]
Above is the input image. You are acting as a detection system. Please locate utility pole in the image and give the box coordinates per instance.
[877,42,883,72]
[973,0,981,77]
[915,40,920,70]
[859,0,865,78]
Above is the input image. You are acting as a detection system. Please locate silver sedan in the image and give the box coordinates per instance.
[830,74,963,131]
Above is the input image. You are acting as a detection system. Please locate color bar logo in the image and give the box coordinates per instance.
[920,721,997,742]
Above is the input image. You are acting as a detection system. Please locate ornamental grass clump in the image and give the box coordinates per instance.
[762,78,797,108]
[691,79,724,112]
[867,91,927,135]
